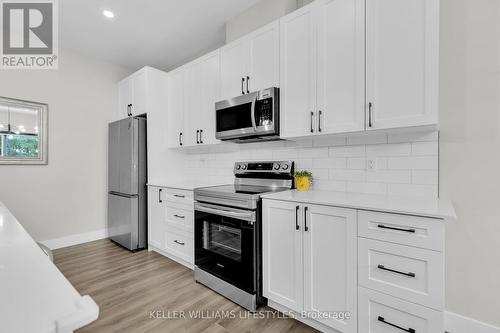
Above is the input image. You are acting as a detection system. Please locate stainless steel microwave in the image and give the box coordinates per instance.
[215,87,279,143]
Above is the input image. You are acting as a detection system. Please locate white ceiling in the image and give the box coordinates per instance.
[60,0,261,71]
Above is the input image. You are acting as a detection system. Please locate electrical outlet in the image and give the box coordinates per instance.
[367,159,376,171]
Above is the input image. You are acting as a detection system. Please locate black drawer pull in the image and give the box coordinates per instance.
[378,316,415,333]
[174,214,185,219]
[173,194,185,198]
[377,264,416,278]
[174,240,185,246]
[295,205,300,230]
[378,224,415,233]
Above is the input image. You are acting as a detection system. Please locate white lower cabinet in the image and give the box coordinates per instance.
[358,287,443,333]
[263,199,357,332]
[147,186,194,268]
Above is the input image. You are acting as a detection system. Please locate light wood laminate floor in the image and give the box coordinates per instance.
[54,239,317,333]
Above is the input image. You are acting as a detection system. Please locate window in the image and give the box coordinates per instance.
[0,97,48,164]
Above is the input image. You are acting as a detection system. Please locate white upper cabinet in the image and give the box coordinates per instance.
[198,50,221,145]
[316,0,365,134]
[248,21,280,92]
[279,4,317,138]
[221,39,250,100]
[117,70,147,120]
[365,0,439,130]
[183,63,201,147]
[303,204,357,332]
[221,21,279,100]
[280,0,364,139]
[167,69,185,148]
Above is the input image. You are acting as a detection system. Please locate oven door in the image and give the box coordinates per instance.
[194,202,257,293]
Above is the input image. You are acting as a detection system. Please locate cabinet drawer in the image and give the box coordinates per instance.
[358,211,444,251]
[164,226,194,264]
[358,238,444,310]
[359,287,443,333]
[164,188,193,206]
[165,205,193,233]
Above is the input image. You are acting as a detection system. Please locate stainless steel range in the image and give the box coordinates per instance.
[194,161,294,312]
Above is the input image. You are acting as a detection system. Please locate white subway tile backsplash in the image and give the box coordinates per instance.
[331,169,366,182]
[366,143,412,157]
[313,157,347,169]
[329,145,365,157]
[412,170,439,185]
[366,170,411,184]
[412,142,439,156]
[347,157,366,170]
[183,131,439,198]
[388,156,438,170]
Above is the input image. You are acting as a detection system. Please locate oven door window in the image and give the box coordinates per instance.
[203,221,242,262]
[216,103,253,132]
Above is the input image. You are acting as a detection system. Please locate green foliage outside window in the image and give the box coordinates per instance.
[0,134,39,158]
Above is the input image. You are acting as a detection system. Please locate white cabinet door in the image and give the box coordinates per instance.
[117,78,133,119]
[303,204,357,332]
[182,63,201,147]
[316,0,365,135]
[262,200,303,312]
[131,71,147,116]
[220,39,250,100]
[366,0,439,130]
[280,3,317,139]
[148,187,165,250]
[248,21,280,92]
[167,70,185,148]
[198,50,221,145]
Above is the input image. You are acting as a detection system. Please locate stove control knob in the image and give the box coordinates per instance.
[241,164,247,170]
[273,164,280,170]
[236,164,241,170]
[282,164,289,170]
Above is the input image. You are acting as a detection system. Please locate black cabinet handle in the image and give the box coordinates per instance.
[318,110,322,132]
[295,206,300,230]
[377,264,416,278]
[246,76,250,93]
[127,104,132,116]
[158,188,162,203]
[173,194,185,198]
[174,240,185,246]
[310,112,314,133]
[199,129,203,144]
[368,102,373,127]
[378,316,415,333]
[196,130,200,144]
[304,206,309,232]
[179,132,183,146]
[241,77,245,95]
[174,214,185,219]
[377,224,416,233]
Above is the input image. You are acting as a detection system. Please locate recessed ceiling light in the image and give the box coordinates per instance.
[103,10,114,19]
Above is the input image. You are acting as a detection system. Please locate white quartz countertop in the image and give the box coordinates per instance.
[261,190,456,220]
[147,180,225,191]
[0,201,99,333]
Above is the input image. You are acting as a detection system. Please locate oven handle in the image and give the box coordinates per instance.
[195,202,256,222]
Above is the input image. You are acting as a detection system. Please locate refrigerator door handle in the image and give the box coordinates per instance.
[108,191,138,198]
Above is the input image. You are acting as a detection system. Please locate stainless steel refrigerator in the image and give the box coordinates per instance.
[107,117,147,251]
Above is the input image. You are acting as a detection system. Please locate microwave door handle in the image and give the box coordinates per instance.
[250,94,258,131]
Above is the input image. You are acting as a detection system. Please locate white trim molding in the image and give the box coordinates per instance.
[445,311,500,333]
[40,228,108,250]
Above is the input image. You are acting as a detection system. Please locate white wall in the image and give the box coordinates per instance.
[440,0,500,327]
[0,48,131,242]
[182,131,439,198]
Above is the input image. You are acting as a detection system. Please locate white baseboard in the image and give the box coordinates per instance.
[40,228,108,250]
[445,311,500,333]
